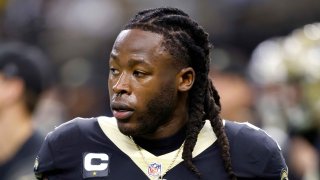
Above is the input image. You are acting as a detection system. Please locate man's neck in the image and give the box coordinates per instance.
[0,105,33,164]
[133,125,186,156]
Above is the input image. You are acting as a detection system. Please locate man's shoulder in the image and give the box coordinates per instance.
[46,117,94,138]
[47,116,118,142]
[34,116,119,179]
[224,120,287,178]
[225,120,281,153]
[45,116,113,146]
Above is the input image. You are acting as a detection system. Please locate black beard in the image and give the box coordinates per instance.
[119,86,176,137]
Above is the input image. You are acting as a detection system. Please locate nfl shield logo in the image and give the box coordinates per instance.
[148,162,162,177]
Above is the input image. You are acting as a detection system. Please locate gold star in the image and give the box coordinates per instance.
[93,171,97,176]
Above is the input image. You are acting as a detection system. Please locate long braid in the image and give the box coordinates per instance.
[124,7,236,179]
[205,81,237,180]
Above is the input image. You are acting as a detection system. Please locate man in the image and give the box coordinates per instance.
[0,42,51,180]
[34,7,288,180]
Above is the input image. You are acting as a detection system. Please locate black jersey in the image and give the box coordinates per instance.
[34,117,288,180]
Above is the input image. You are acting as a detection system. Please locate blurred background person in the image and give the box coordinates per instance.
[0,42,52,180]
[209,47,257,124]
[248,22,320,180]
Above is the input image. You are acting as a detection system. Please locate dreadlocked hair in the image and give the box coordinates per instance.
[124,7,237,180]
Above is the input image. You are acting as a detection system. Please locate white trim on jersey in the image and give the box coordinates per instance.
[97,116,217,177]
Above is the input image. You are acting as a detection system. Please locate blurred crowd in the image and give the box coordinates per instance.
[0,0,319,180]
[210,23,320,180]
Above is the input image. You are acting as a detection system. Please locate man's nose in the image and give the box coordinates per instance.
[112,73,131,95]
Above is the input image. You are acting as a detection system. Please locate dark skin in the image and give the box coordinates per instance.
[108,29,195,140]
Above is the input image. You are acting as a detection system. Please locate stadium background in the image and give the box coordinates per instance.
[0,0,319,179]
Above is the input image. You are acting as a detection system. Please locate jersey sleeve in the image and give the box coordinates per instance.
[262,135,288,179]
[33,118,83,180]
[226,121,288,179]
[34,132,55,180]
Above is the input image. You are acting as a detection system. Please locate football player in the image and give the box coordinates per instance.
[35,7,288,180]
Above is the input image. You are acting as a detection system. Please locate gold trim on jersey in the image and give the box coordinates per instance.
[97,117,217,177]
[280,168,288,180]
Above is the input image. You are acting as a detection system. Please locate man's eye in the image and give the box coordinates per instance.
[110,68,119,75]
[133,71,146,77]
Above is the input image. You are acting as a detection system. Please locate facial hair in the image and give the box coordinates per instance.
[118,86,176,137]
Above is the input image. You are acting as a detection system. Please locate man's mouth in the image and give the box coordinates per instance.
[112,110,134,120]
[111,102,134,120]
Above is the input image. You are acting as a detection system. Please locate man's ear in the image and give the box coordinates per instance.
[177,67,195,92]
